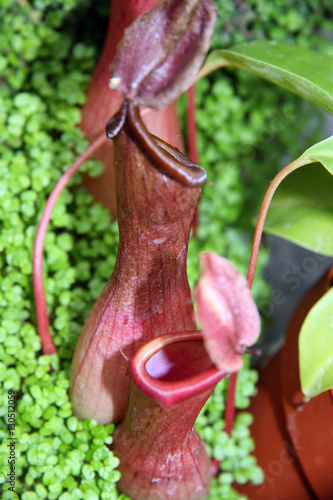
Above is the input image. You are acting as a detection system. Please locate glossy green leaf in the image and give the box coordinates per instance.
[299,286,333,398]
[200,41,333,115]
[300,135,333,175]
[264,164,333,256]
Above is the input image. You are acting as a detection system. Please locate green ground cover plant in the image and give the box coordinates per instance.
[1,1,332,499]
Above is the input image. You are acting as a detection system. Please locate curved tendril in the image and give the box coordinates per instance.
[246,157,308,289]
[224,158,310,434]
[33,133,107,355]
[126,101,207,187]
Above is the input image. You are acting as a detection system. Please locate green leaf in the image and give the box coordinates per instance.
[299,286,333,398]
[200,41,333,115]
[299,135,333,175]
[264,164,333,256]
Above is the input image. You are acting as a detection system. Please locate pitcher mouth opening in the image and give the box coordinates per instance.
[130,331,228,408]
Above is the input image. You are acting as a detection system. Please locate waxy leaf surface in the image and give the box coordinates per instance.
[194,252,260,372]
[199,41,333,115]
[299,286,333,398]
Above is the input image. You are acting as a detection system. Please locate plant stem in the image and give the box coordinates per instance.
[187,85,199,165]
[225,371,237,435]
[33,133,107,355]
[225,156,311,434]
[187,84,200,236]
[247,157,311,288]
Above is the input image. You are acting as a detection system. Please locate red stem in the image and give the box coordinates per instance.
[247,157,309,288]
[225,371,237,435]
[33,133,107,354]
[187,85,199,165]
[225,157,310,434]
[187,85,200,237]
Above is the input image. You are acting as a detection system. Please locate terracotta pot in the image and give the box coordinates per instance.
[237,266,333,499]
